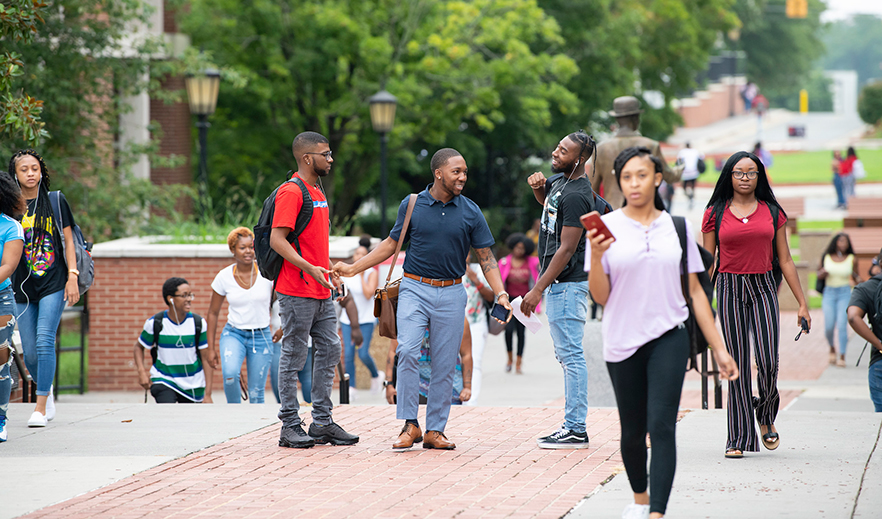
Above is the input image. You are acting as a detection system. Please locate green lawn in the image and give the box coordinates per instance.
[698,148,882,185]
[57,327,88,394]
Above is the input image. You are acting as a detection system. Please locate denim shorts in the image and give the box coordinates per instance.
[0,285,15,349]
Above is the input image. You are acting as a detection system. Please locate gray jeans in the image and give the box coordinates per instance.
[277,294,340,428]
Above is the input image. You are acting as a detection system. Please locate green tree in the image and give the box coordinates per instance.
[731,0,826,91]
[178,0,579,226]
[0,0,179,241]
[0,0,49,145]
[858,81,882,126]
[821,14,882,87]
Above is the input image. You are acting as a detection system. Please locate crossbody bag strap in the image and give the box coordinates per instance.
[673,216,691,306]
[386,194,417,285]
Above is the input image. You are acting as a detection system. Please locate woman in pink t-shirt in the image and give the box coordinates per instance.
[587,146,737,519]
[701,151,811,459]
[499,233,539,373]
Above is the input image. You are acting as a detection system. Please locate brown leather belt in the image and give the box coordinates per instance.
[403,272,462,287]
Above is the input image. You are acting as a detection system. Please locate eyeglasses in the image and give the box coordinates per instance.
[174,292,195,300]
[733,170,758,180]
[305,151,333,160]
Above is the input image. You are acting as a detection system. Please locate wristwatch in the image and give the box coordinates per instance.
[383,380,393,388]
[495,291,509,303]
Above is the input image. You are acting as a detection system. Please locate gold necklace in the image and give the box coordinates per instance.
[730,201,757,224]
[233,263,255,289]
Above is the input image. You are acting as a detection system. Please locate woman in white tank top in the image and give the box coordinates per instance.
[817,233,861,367]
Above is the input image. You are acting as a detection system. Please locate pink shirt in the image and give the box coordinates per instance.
[585,210,704,362]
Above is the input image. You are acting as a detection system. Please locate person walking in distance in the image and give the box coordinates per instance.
[523,131,598,449]
[587,146,738,519]
[702,151,811,458]
[676,142,704,211]
[817,233,860,367]
[270,131,358,449]
[499,233,539,373]
[334,148,511,450]
[339,245,382,394]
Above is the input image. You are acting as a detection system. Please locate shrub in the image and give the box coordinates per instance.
[858,81,882,126]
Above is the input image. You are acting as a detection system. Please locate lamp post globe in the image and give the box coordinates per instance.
[369,90,397,236]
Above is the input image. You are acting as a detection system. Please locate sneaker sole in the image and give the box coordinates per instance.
[278,438,315,449]
[536,441,590,450]
[310,435,359,446]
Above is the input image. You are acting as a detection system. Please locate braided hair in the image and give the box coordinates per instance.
[6,149,56,248]
[612,146,665,210]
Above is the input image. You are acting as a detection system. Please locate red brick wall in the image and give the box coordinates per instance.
[89,256,232,391]
[676,82,746,128]
[149,74,193,214]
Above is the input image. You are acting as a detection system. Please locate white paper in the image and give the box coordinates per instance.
[510,296,543,334]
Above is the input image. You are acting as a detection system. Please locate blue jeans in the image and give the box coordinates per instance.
[822,285,851,356]
[833,174,845,207]
[342,322,378,387]
[870,361,882,412]
[0,286,17,419]
[16,289,65,396]
[219,324,274,404]
[545,281,590,433]
[396,276,466,432]
[271,340,312,404]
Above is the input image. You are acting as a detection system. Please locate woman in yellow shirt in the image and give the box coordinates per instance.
[817,233,861,367]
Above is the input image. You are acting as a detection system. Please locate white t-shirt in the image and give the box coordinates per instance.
[210,264,273,329]
[677,148,704,181]
[339,269,378,325]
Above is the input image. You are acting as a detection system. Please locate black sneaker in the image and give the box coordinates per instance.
[537,427,590,449]
[279,424,315,449]
[308,422,359,446]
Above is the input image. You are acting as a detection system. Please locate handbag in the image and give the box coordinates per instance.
[373,194,417,339]
[815,275,826,294]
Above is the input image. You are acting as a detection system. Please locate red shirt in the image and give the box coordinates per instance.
[840,156,856,176]
[701,201,786,274]
[272,173,331,299]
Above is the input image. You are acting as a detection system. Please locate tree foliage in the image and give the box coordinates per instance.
[731,0,825,91]
[821,14,882,87]
[0,0,183,241]
[0,0,49,145]
[858,81,882,126]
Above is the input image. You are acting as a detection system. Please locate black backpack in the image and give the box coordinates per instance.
[673,216,715,372]
[712,202,783,287]
[253,174,314,282]
[149,311,203,365]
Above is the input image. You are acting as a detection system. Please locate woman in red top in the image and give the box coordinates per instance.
[701,151,811,459]
[499,233,539,373]
[840,147,858,202]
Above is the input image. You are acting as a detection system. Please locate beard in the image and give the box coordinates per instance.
[551,157,576,174]
[315,165,331,177]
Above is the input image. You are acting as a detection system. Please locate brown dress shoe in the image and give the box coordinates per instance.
[392,423,422,450]
[422,430,455,450]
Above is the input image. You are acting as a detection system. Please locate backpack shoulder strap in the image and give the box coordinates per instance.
[673,216,690,300]
[151,311,165,365]
[289,176,314,249]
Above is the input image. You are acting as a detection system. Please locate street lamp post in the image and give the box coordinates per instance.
[184,68,221,217]
[368,89,398,236]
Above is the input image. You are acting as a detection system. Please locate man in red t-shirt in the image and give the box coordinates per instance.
[270,131,358,449]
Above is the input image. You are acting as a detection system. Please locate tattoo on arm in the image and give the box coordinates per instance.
[475,247,498,274]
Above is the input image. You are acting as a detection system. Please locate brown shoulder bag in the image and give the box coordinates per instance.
[374,194,417,339]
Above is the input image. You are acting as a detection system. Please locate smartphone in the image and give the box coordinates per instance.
[580,211,615,243]
[331,284,347,300]
[490,302,511,322]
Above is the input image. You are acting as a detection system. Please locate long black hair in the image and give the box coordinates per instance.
[6,149,55,247]
[822,232,855,264]
[613,146,665,211]
[705,151,785,224]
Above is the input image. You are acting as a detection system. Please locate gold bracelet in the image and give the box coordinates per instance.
[68,268,80,276]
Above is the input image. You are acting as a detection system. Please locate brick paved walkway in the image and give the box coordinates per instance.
[24,406,623,519]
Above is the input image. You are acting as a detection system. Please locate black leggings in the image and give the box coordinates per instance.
[151,384,196,404]
[607,325,689,515]
[504,319,525,356]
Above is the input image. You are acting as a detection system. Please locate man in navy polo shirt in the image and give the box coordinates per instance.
[334,148,511,450]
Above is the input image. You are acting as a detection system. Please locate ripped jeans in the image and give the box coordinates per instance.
[219,324,273,404]
[0,286,17,419]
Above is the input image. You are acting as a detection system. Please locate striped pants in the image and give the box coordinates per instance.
[717,271,780,452]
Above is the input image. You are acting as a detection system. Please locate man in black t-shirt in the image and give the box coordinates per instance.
[847,275,882,412]
[523,131,596,448]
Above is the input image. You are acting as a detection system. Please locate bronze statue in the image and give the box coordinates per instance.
[592,96,681,210]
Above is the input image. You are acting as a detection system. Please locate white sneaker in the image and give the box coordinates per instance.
[46,387,55,421]
[27,411,47,428]
[622,503,650,519]
[370,375,384,393]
